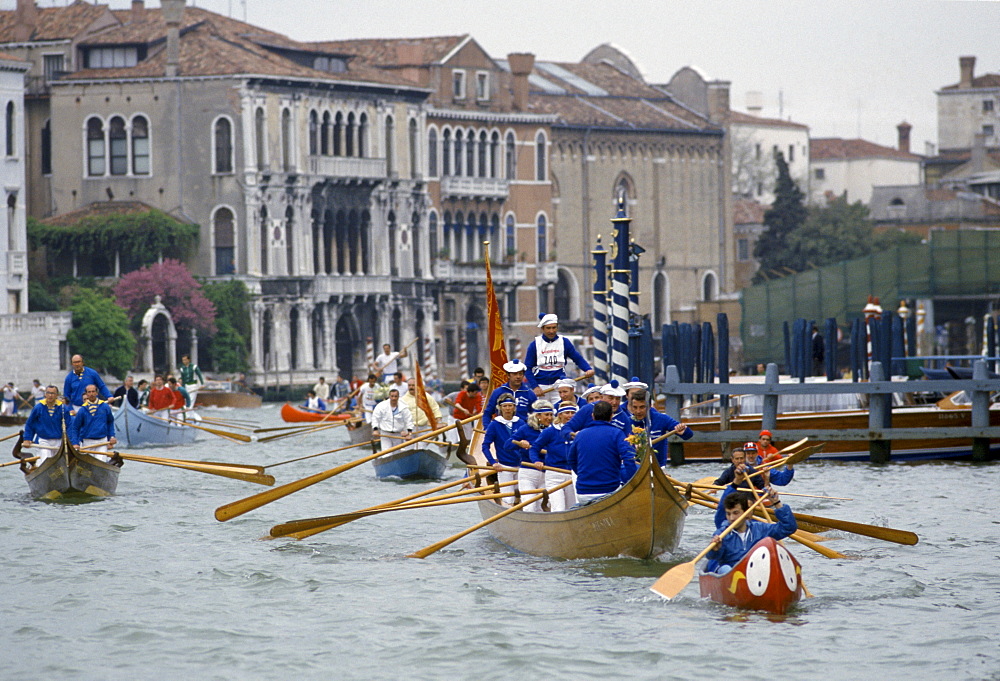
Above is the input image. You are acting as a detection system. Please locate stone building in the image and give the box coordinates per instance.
[810,127,922,206]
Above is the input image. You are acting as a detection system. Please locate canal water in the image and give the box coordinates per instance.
[1,405,998,680]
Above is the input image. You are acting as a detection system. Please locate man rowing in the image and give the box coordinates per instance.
[20,385,71,467]
[524,313,594,397]
[372,343,407,383]
[506,399,554,512]
[1,382,17,415]
[111,375,140,409]
[744,430,795,487]
[530,401,578,511]
[64,354,112,413]
[713,446,766,491]
[147,375,174,420]
[302,390,327,412]
[565,381,628,434]
[71,384,117,462]
[705,489,797,575]
[370,387,414,452]
[357,374,378,423]
[481,359,535,428]
[554,378,586,408]
[615,389,692,466]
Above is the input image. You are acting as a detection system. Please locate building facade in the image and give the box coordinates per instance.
[810,126,922,205]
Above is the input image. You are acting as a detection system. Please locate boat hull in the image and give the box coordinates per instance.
[698,537,803,615]
[476,454,687,560]
[0,413,27,427]
[346,419,373,445]
[24,441,121,500]
[113,402,198,448]
[372,447,448,481]
[280,403,353,423]
[195,391,262,409]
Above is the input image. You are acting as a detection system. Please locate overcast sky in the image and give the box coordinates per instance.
[18,0,1000,152]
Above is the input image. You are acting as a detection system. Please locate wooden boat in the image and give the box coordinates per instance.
[195,390,262,409]
[475,450,687,560]
[372,446,448,481]
[20,433,122,500]
[0,412,27,427]
[345,418,374,445]
[698,537,803,615]
[280,403,354,423]
[113,401,198,448]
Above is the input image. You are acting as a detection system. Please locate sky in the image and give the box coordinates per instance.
[14,0,1000,152]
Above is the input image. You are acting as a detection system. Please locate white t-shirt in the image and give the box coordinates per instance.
[375,352,400,375]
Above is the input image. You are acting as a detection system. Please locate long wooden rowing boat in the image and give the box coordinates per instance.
[346,418,373,445]
[372,447,448,481]
[280,403,354,423]
[698,537,803,615]
[195,390,262,409]
[475,450,687,560]
[20,434,122,500]
[0,413,27,427]
[114,401,198,448]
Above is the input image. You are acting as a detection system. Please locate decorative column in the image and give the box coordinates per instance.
[299,301,315,371]
[609,196,631,385]
[190,328,199,366]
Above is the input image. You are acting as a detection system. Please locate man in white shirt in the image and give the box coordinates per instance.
[370,388,414,452]
[312,376,331,401]
[373,343,407,382]
[357,373,379,422]
[388,371,409,398]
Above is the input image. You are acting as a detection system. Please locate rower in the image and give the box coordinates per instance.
[481,395,522,493]
[568,400,637,505]
[565,380,627,434]
[29,379,45,406]
[388,371,409,398]
[20,385,71,467]
[401,377,442,428]
[616,388,692,467]
[147,375,174,419]
[302,390,327,412]
[507,399,554,512]
[63,354,112,414]
[705,489,797,575]
[71,384,117,462]
[370,388,414,452]
[524,313,594,397]
[111,375,140,409]
[481,359,534,429]
[450,380,482,442]
[357,374,379,423]
[621,377,651,405]
[179,354,204,408]
[747,430,795,487]
[1,382,17,416]
[372,343,407,383]
[554,378,586,408]
[530,400,578,511]
[713,446,766,491]
[581,383,602,403]
[166,377,189,416]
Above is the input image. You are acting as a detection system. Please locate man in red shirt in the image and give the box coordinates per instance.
[147,375,175,418]
[452,381,482,442]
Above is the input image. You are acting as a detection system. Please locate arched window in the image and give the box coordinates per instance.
[490,214,500,260]
[281,108,292,171]
[259,205,269,275]
[41,119,51,175]
[346,112,356,157]
[505,214,515,257]
[428,211,438,259]
[131,115,149,175]
[321,111,331,156]
[702,272,717,302]
[453,129,463,176]
[478,130,487,178]
[427,128,438,177]
[213,207,235,275]
[652,271,670,328]
[535,131,547,181]
[214,117,233,173]
[285,205,295,275]
[409,118,419,177]
[109,115,127,175]
[490,131,500,178]
[308,110,318,155]
[86,117,105,176]
[254,107,266,171]
[333,112,343,156]
[536,214,547,261]
[358,113,368,157]
[442,129,451,176]
[4,101,14,157]
[505,132,516,180]
[7,194,16,251]
[385,115,394,174]
[465,130,475,177]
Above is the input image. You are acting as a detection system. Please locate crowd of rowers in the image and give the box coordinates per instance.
[15,353,207,470]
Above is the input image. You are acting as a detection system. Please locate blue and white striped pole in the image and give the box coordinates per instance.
[609,197,631,385]
[592,237,609,381]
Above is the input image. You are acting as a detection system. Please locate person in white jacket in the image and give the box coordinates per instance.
[370,388,414,452]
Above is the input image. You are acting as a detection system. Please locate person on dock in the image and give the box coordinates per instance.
[111,376,139,409]
[506,399,554,512]
[312,376,331,401]
[21,385,72,466]
[63,354,112,413]
[29,379,45,406]
[568,400,638,505]
[373,343,407,383]
[705,489,797,575]
[616,389,692,467]
[524,314,594,397]
[70,384,117,462]
[2,382,17,415]
[530,401,578,511]
[147,375,175,420]
[357,374,379,423]
[713,446,766,491]
[481,359,535,429]
[370,388,414,452]
[554,378,586,408]
[179,355,204,407]
[302,390,327,412]
[482,395,522,493]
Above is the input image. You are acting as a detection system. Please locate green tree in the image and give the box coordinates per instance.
[753,151,808,280]
[66,289,136,379]
[785,196,874,268]
[201,280,251,372]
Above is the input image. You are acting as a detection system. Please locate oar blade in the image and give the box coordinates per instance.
[793,512,918,545]
[784,443,825,467]
[650,560,697,600]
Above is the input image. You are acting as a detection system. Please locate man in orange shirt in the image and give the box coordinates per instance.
[147,375,175,419]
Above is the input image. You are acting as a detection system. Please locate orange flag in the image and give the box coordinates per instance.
[413,361,438,430]
[484,243,509,392]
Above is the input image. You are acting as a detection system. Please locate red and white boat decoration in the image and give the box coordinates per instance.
[698,537,803,615]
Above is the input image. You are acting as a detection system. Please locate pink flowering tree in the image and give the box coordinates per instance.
[113,259,217,335]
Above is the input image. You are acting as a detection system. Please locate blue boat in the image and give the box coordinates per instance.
[113,401,199,448]
[371,447,448,481]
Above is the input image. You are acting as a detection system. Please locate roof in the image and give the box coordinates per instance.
[940,72,1000,91]
[729,110,809,130]
[869,185,1000,221]
[39,200,178,227]
[733,198,766,225]
[312,36,470,67]
[0,1,112,42]
[811,137,922,162]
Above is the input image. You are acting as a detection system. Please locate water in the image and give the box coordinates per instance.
[2,405,999,681]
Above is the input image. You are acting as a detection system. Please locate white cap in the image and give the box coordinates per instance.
[554,378,576,389]
[599,383,626,398]
[622,376,648,391]
[503,359,525,373]
[537,313,559,328]
[581,383,600,397]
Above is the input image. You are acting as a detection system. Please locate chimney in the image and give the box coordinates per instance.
[161,0,185,78]
[707,79,731,125]
[131,0,145,23]
[13,0,38,42]
[897,121,912,153]
[507,52,535,112]
[959,55,976,89]
[746,91,763,116]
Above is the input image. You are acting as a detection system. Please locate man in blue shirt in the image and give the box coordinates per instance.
[20,385,71,467]
[614,389,693,466]
[706,488,797,575]
[71,384,117,462]
[64,354,111,413]
[524,314,594,397]
[568,400,637,504]
[481,359,535,428]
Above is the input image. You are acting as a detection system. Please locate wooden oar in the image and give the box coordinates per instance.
[650,495,769,599]
[144,412,251,442]
[214,414,479,522]
[467,463,573,475]
[380,433,452,447]
[789,512,918,546]
[0,431,23,444]
[1,456,37,468]
[257,421,345,443]
[195,417,258,432]
[78,448,275,485]
[265,439,379,469]
[407,479,574,559]
[689,480,852,501]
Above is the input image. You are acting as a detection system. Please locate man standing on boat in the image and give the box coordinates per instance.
[357,374,379,423]
[63,355,112,413]
[524,314,594,397]
[373,343,407,383]
[29,379,45,406]
[370,387,414,452]
[312,376,331,401]
[481,359,535,428]
[1,382,17,415]
[568,401,638,505]
[71,384,117,462]
[179,355,204,408]
[616,389,692,467]
[20,385,72,466]
[402,377,441,428]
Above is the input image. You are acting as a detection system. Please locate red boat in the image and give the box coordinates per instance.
[698,537,803,615]
[280,403,354,423]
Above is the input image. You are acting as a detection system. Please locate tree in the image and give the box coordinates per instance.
[753,151,808,280]
[66,289,136,379]
[113,259,216,335]
[731,127,776,199]
[785,196,874,268]
[201,280,251,372]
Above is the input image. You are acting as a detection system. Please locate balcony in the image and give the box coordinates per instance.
[440,175,509,201]
[433,259,525,284]
[307,156,387,181]
[311,273,393,296]
[537,261,558,282]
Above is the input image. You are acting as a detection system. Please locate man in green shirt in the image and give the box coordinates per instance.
[179,354,204,408]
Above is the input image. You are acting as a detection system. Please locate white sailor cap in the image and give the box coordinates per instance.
[599,380,626,398]
[502,359,526,373]
[537,313,559,328]
[621,376,648,391]
[581,383,600,397]
[554,378,577,389]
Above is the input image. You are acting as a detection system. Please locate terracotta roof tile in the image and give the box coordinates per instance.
[811,137,922,161]
[39,200,174,226]
[729,110,809,130]
[733,198,765,224]
[0,2,113,42]
[312,36,469,66]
